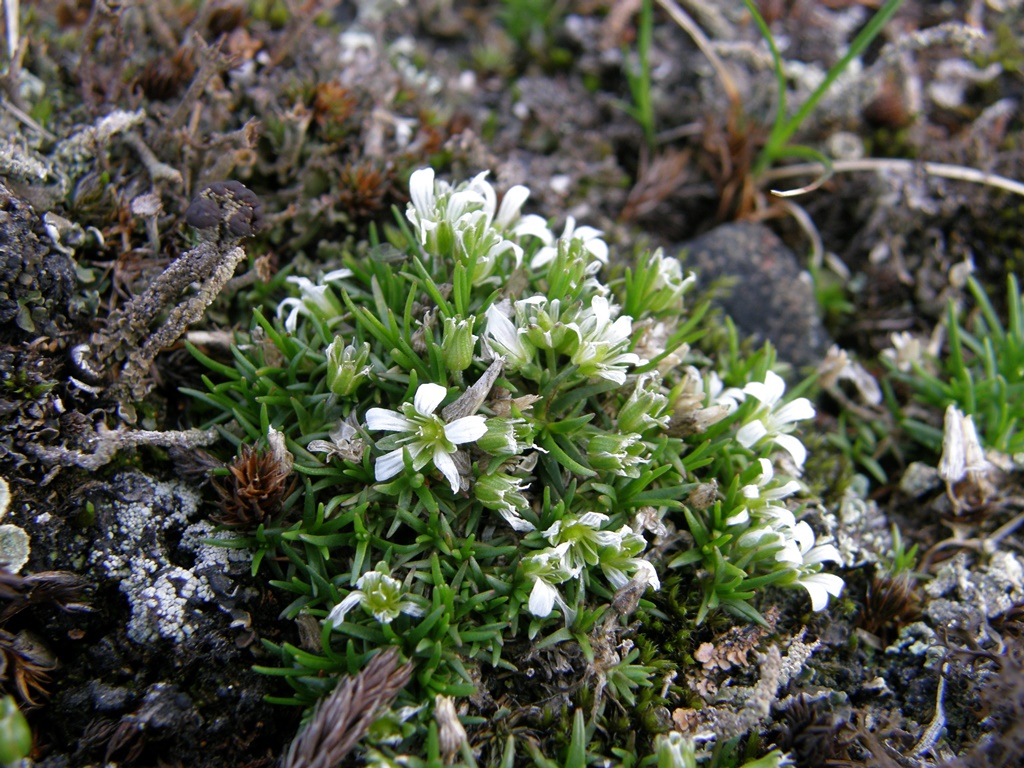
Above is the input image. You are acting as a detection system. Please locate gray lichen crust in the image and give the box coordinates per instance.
[87,472,232,644]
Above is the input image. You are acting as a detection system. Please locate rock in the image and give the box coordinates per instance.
[678,222,831,369]
[0,182,76,337]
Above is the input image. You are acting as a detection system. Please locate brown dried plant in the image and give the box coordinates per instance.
[337,161,393,220]
[283,646,414,768]
[859,570,918,637]
[0,629,57,707]
[212,442,297,528]
[0,568,91,623]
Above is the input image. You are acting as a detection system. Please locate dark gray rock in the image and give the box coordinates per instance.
[679,222,831,370]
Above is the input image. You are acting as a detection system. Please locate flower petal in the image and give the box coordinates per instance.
[725,508,750,526]
[792,520,816,554]
[409,168,436,217]
[322,268,354,283]
[414,383,448,416]
[774,398,816,425]
[366,408,413,432]
[773,433,808,467]
[433,448,461,493]
[326,592,364,628]
[530,246,556,269]
[496,185,530,229]
[513,214,554,244]
[401,600,427,618]
[374,448,406,482]
[529,578,557,617]
[633,559,660,590]
[744,371,785,406]
[798,572,844,611]
[803,543,842,566]
[485,303,519,348]
[498,508,536,532]
[736,420,768,449]
[444,415,488,444]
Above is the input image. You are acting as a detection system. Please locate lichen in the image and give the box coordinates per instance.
[0,524,30,574]
[87,472,221,644]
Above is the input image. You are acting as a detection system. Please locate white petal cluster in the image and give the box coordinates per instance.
[531,216,608,270]
[406,168,551,285]
[276,269,353,333]
[326,569,426,627]
[572,296,644,384]
[366,382,487,493]
[725,459,844,611]
[735,371,816,468]
[523,511,659,618]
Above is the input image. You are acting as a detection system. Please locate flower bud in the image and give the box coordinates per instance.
[474,471,534,531]
[434,695,468,762]
[586,431,645,477]
[0,696,31,764]
[477,417,532,457]
[441,316,477,372]
[618,372,670,434]
[516,297,580,355]
[326,340,371,397]
[643,249,695,314]
[655,732,697,768]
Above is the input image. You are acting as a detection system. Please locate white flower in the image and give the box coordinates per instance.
[571,296,644,384]
[736,371,815,467]
[406,169,540,284]
[782,521,842,567]
[600,528,660,591]
[881,331,925,373]
[708,371,745,413]
[643,249,697,313]
[515,295,580,352]
[523,542,579,618]
[725,459,800,526]
[740,459,802,502]
[366,383,487,492]
[407,168,494,239]
[494,184,553,244]
[408,167,439,243]
[531,216,608,269]
[276,269,353,333]
[543,511,623,571]
[482,301,534,370]
[938,404,991,484]
[474,471,535,531]
[780,521,844,611]
[326,570,426,626]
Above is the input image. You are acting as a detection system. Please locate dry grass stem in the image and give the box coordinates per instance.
[283,646,414,768]
[656,0,740,107]
[763,158,1024,199]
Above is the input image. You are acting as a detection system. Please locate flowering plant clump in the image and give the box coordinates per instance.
[187,168,839,762]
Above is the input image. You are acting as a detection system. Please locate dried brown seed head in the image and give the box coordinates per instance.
[186,181,264,240]
[212,442,296,528]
